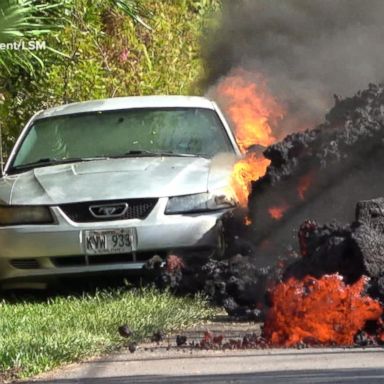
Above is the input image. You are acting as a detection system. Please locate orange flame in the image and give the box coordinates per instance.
[229,152,270,207]
[268,203,289,220]
[217,68,284,153]
[215,68,285,208]
[298,170,315,200]
[264,274,382,347]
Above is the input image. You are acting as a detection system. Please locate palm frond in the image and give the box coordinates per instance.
[0,0,65,43]
[110,0,152,30]
[0,0,67,75]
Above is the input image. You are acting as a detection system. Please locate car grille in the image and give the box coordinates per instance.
[59,199,158,223]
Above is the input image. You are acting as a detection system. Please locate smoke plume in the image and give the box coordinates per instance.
[204,0,384,131]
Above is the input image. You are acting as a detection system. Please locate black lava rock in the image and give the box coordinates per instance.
[128,342,137,353]
[150,330,164,343]
[176,335,187,346]
[118,324,133,338]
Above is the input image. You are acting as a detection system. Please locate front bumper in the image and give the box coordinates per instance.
[0,197,228,286]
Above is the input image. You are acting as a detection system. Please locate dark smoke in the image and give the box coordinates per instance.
[204,0,384,131]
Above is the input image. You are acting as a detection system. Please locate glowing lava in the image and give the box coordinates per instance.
[215,68,285,208]
[166,255,185,272]
[244,216,252,226]
[298,170,315,200]
[263,274,382,347]
[268,203,289,220]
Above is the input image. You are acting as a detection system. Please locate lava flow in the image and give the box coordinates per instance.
[206,73,384,349]
[264,274,383,347]
[213,68,285,208]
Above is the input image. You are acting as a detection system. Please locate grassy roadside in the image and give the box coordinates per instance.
[0,287,215,380]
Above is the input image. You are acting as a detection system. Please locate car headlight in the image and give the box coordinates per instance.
[0,205,54,226]
[165,190,236,214]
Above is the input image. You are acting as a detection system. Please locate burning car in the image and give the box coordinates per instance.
[0,96,240,289]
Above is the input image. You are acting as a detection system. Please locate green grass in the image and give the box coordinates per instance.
[0,287,215,379]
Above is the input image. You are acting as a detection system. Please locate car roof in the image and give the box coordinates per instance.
[35,96,217,119]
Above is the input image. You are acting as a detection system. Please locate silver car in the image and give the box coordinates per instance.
[0,96,241,288]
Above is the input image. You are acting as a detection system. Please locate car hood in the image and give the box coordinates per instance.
[0,155,237,205]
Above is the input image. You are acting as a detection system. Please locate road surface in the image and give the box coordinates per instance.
[27,346,384,383]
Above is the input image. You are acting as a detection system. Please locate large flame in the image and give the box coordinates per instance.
[264,274,382,346]
[215,68,285,207]
[216,68,284,153]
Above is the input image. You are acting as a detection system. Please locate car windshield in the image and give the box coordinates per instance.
[10,107,234,171]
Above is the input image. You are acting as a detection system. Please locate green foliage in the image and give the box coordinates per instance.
[0,0,67,75]
[0,287,215,379]
[0,0,150,75]
[0,0,63,42]
[0,0,220,155]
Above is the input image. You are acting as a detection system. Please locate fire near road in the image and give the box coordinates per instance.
[28,346,384,384]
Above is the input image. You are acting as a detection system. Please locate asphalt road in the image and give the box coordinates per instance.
[27,347,384,384]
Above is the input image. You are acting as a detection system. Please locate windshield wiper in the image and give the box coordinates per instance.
[111,150,208,158]
[9,151,209,173]
[10,156,109,172]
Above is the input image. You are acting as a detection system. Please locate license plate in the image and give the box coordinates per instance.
[83,228,137,255]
